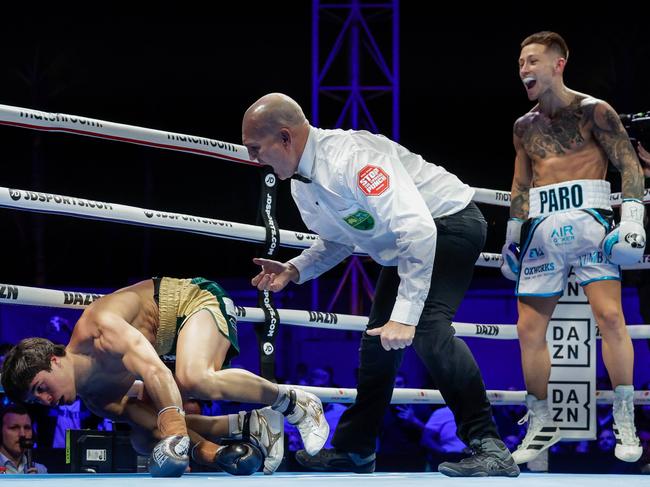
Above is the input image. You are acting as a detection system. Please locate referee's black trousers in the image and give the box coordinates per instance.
[332,202,499,455]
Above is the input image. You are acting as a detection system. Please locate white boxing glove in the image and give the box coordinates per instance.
[501,218,524,281]
[602,199,646,265]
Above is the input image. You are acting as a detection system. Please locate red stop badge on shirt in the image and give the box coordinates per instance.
[357,165,390,196]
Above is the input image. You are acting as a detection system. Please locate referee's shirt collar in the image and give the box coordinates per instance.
[295,126,317,182]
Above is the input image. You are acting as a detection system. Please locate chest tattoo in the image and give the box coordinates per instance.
[523,107,586,158]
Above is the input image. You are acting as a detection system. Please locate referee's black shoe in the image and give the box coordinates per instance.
[438,438,520,477]
[295,448,375,473]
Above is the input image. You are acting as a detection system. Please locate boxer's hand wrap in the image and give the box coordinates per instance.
[602,199,646,265]
[148,406,189,477]
[157,406,188,437]
[501,218,523,281]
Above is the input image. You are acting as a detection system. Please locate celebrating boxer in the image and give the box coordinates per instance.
[501,31,645,464]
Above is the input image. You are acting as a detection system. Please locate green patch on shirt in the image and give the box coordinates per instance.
[343,210,375,230]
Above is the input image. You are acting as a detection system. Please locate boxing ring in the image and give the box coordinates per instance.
[0,104,649,484]
[0,472,640,487]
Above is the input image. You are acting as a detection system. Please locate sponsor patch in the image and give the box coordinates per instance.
[550,225,575,246]
[357,165,389,196]
[523,262,556,275]
[343,210,375,230]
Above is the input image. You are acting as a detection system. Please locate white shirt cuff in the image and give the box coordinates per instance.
[287,256,313,284]
[389,299,423,326]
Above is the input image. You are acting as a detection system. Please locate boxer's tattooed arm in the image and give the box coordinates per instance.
[510,185,530,219]
[590,101,644,199]
[511,120,532,219]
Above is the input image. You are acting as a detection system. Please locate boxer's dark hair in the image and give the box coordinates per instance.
[521,31,569,60]
[1,338,66,403]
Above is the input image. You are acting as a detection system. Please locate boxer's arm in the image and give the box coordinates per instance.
[591,101,644,200]
[92,395,158,431]
[92,312,183,412]
[591,102,646,264]
[510,122,533,220]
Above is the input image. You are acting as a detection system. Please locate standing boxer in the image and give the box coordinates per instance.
[501,31,645,464]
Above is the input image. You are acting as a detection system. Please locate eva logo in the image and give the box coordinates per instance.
[358,165,389,196]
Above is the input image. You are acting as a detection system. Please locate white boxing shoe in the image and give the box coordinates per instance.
[613,385,642,462]
[233,407,284,474]
[511,394,561,464]
[285,388,329,456]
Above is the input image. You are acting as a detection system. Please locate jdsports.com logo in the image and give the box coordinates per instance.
[8,190,113,209]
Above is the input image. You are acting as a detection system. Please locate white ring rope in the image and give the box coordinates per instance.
[0,104,256,166]
[298,386,650,405]
[1,186,649,270]
[0,103,648,206]
[1,105,649,410]
[2,282,650,340]
[0,186,320,251]
[1,282,649,405]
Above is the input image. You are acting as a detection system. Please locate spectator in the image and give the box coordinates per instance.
[0,343,13,370]
[293,363,309,386]
[639,430,650,474]
[43,315,84,448]
[598,429,616,453]
[0,404,48,473]
[0,344,13,407]
[376,373,429,471]
[492,387,527,440]
[503,434,521,453]
[309,367,347,450]
[422,406,467,454]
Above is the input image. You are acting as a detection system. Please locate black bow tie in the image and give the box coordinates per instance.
[292,173,312,183]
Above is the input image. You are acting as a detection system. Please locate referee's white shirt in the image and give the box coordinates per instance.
[289,126,474,326]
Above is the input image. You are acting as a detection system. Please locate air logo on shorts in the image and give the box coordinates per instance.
[539,184,583,214]
[551,225,575,246]
[343,210,375,230]
[358,165,389,196]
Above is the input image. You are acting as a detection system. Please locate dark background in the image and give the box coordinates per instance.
[0,4,649,389]
[0,4,648,288]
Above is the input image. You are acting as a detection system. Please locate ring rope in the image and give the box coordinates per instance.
[1,282,649,405]
[0,104,256,166]
[1,104,649,409]
[0,103,648,206]
[2,282,649,340]
[298,385,650,405]
[2,186,649,270]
